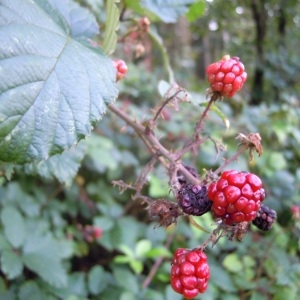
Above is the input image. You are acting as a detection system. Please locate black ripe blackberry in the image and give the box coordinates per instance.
[177,184,212,216]
[252,205,277,231]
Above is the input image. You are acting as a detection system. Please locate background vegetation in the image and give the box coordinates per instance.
[0,0,299,299]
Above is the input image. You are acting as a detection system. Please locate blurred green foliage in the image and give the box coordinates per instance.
[0,0,300,299]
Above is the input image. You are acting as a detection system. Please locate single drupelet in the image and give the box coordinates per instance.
[170,248,210,299]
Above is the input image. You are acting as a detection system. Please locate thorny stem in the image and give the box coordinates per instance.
[108,103,205,193]
[153,89,183,122]
[213,144,249,175]
[182,95,215,153]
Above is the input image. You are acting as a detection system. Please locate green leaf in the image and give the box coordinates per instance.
[210,264,235,291]
[0,0,118,164]
[24,140,87,187]
[22,235,67,288]
[135,239,152,258]
[0,234,11,252]
[186,0,205,22]
[48,0,100,38]
[124,0,158,20]
[118,244,135,258]
[18,281,45,300]
[88,266,108,295]
[144,247,172,258]
[102,0,120,55]
[223,253,243,273]
[120,291,137,300]
[113,267,139,294]
[1,206,26,248]
[93,216,114,231]
[113,255,132,264]
[141,0,195,23]
[85,134,120,172]
[0,249,23,279]
[129,260,143,274]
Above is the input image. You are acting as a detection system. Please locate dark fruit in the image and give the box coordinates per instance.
[177,184,212,216]
[252,205,277,231]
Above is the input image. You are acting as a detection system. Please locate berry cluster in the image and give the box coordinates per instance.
[252,205,277,231]
[177,184,212,216]
[170,248,210,299]
[206,55,247,98]
[208,170,265,224]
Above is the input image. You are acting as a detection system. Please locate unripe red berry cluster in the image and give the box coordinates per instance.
[206,55,247,98]
[113,59,128,81]
[208,170,265,224]
[170,248,210,299]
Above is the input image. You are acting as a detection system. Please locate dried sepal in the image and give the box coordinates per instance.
[148,199,182,228]
[236,132,263,162]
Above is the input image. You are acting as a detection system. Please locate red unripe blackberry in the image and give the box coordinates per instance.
[252,205,277,231]
[170,248,210,299]
[92,226,103,239]
[208,170,265,224]
[112,59,128,81]
[206,55,247,98]
[177,184,212,216]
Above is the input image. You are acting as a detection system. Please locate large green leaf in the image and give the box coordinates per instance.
[48,0,100,38]
[88,266,108,295]
[141,0,195,23]
[0,206,26,248]
[22,234,68,288]
[0,0,118,164]
[18,281,46,300]
[0,249,24,279]
[23,140,87,186]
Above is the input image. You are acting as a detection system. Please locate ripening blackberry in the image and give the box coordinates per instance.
[252,205,277,231]
[206,55,247,98]
[170,248,210,299]
[177,184,212,216]
[208,170,265,224]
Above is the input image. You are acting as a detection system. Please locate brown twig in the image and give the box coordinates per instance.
[153,89,184,122]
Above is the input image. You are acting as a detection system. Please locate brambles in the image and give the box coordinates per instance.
[113,59,128,81]
[206,55,247,98]
[170,248,210,299]
[177,184,212,216]
[207,170,265,224]
[252,205,277,231]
